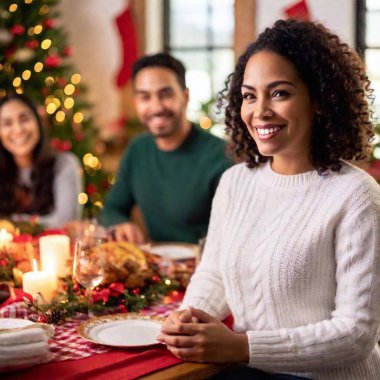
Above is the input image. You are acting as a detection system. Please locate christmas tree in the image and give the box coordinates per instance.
[0,0,109,217]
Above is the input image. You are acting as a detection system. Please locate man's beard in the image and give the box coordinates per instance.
[145,111,182,138]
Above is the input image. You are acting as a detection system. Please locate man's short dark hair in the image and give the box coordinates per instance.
[132,53,187,89]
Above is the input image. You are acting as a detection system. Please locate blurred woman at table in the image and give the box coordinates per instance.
[0,93,82,228]
[158,19,380,379]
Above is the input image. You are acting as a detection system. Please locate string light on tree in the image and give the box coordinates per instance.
[64,97,74,109]
[22,70,31,80]
[78,193,88,205]
[9,4,18,12]
[41,39,52,50]
[34,62,43,72]
[71,73,81,84]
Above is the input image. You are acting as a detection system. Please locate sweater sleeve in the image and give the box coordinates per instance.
[39,153,83,229]
[181,171,231,320]
[98,146,136,227]
[246,181,380,372]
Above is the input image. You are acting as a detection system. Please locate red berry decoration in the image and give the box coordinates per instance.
[37,315,47,323]
[132,288,140,295]
[152,275,161,283]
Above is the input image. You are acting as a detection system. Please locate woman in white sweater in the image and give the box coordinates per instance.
[157,20,380,379]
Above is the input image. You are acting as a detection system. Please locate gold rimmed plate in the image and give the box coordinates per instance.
[77,313,164,348]
[148,242,197,261]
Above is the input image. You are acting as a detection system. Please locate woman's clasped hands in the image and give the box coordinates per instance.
[157,307,249,363]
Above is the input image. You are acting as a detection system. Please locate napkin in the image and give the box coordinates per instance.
[0,322,54,370]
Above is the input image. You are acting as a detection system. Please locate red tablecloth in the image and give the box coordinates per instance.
[5,346,182,380]
[0,291,184,380]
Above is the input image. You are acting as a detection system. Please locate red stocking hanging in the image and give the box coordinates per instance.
[114,4,138,88]
[284,0,311,21]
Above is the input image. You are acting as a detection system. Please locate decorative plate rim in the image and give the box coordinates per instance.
[77,313,165,347]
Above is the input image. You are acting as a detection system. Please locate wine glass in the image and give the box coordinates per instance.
[73,237,105,314]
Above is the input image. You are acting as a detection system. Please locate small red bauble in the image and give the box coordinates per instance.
[10,24,25,35]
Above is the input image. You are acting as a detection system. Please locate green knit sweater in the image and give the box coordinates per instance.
[99,126,233,243]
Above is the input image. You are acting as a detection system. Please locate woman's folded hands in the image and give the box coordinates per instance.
[157,306,249,364]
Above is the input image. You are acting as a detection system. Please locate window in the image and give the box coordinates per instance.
[357,0,380,118]
[164,0,235,126]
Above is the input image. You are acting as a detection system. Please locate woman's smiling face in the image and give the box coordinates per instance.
[240,50,316,173]
[0,98,40,166]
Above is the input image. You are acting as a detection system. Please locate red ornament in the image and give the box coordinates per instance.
[42,87,50,97]
[50,138,61,150]
[61,140,72,152]
[131,288,140,295]
[10,24,25,36]
[62,46,73,57]
[43,18,56,29]
[5,46,16,59]
[86,183,97,195]
[45,54,62,68]
[74,132,85,142]
[0,260,6,267]
[25,39,39,49]
[57,77,67,87]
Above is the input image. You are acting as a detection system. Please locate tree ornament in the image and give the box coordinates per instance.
[43,18,55,29]
[74,132,85,142]
[44,54,62,68]
[61,140,72,151]
[0,28,13,45]
[13,48,35,62]
[62,46,73,57]
[25,39,39,49]
[10,24,25,36]
[57,77,67,87]
[86,183,97,195]
[50,138,61,150]
[5,46,16,59]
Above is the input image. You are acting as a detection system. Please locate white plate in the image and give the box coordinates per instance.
[78,313,164,347]
[149,243,196,261]
[0,318,34,330]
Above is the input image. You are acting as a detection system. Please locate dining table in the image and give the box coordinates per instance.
[0,289,232,380]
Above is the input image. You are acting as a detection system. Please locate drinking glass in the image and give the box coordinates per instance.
[73,237,104,313]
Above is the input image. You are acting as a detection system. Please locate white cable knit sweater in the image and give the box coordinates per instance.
[182,161,380,380]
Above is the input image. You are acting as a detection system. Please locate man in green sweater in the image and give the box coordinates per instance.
[99,53,233,244]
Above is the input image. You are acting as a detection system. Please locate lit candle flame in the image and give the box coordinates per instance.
[0,228,7,239]
[33,259,38,272]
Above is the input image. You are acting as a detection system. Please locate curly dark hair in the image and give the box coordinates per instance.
[221,19,375,172]
[0,93,56,216]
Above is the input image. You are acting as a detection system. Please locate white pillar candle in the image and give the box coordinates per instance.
[39,235,70,277]
[23,260,57,302]
[0,228,13,250]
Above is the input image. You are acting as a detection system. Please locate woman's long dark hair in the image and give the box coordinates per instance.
[0,93,56,216]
